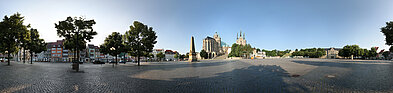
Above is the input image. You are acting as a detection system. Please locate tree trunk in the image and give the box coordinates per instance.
[137,55,140,66]
[30,52,33,64]
[23,49,26,63]
[75,48,79,72]
[7,52,10,66]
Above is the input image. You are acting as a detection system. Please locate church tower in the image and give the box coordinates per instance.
[236,31,247,46]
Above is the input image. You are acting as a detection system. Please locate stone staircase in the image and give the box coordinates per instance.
[213,53,228,60]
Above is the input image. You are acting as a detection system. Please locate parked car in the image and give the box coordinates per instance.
[93,61,105,64]
[119,60,126,64]
[72,60,83,64]
[109,60,116,63]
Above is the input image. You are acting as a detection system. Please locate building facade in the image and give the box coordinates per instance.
[203,32,223,58]
[236,31,247,46]
[323,48,342,59]
[152,49,164,60]
[164,50,178,61]
[48,40,64,62]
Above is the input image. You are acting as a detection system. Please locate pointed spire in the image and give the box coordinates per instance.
[237,33,238,39]
[240,30,242,37]
[243,33,245,39]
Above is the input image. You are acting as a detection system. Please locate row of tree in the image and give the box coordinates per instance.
[54,16,157,71]
[0,13,47,65]
[258,49,291,57]
[0,13,158,72]
[338,45,377,59]
[292,48,325,58]
[95,21,157,67]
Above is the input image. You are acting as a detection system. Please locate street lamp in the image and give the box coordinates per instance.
[5,51,8,64]
[110,47,116,51]
[110,47,117,65]
[4,51,8,61]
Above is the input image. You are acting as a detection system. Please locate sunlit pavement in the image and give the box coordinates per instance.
[1,59,393,92]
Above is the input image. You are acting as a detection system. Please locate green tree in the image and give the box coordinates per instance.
[263,49,278,57]
[339,45,363,59]
[381,21,393,46]
[382,51,390,60]
[55,16,97,71]
[228,44,239,57]
[100,32,124,66]
[124,21,157,66]
[156,52,165,61]
[179,54,185,61]
[148,53,154,62]
[256,48,261,52]
[26,28,46,64]
[291,48,325,58]
[361,49,369,59]
[185,53,189,58]
[19,24,30,63]
[228,43,253,57]
[0,13,29,65]
[174,53,180,61]
[199,50,208,59]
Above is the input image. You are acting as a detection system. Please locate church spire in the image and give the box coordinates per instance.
[240,30,242,37]
[237,33,238,39]
[243,33,245,39]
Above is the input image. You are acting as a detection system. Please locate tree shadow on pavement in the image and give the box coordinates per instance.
[100,65,310,92]
[122,61,231,72]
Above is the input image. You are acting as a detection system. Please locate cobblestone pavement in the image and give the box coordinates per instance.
[1,59,393,93]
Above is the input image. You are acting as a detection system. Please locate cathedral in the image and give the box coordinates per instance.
[236,31,247,46]
[202,32,223,58]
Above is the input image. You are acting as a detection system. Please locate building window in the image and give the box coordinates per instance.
[52,51,56,53]
[57,51,61,53]
[52,48,56,50]
[53,45,55,47]
[52,54,56,56]
[58,54,61,57]
[58,45,60,47]
[57,48,61,50]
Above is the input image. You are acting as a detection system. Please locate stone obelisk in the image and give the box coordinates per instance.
[189,36,197,62]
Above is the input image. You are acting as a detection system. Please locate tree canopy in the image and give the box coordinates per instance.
[27,28,46,64]
[292,48,325,58]
[156,52,165,61]
[338,45,376,59]
[124,21,157,66]
[228,43,254,57]
[0,13,29,65]
[55,16,97,71]
[339,45,362,58]
[55,16,97,52]
[381,21,393,46]
[100,32,124,57]
[199,50,208,59]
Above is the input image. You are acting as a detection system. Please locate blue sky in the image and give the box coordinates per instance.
[1,0,393,54]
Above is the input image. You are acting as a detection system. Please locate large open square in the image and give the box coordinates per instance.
[1,59,393,92]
